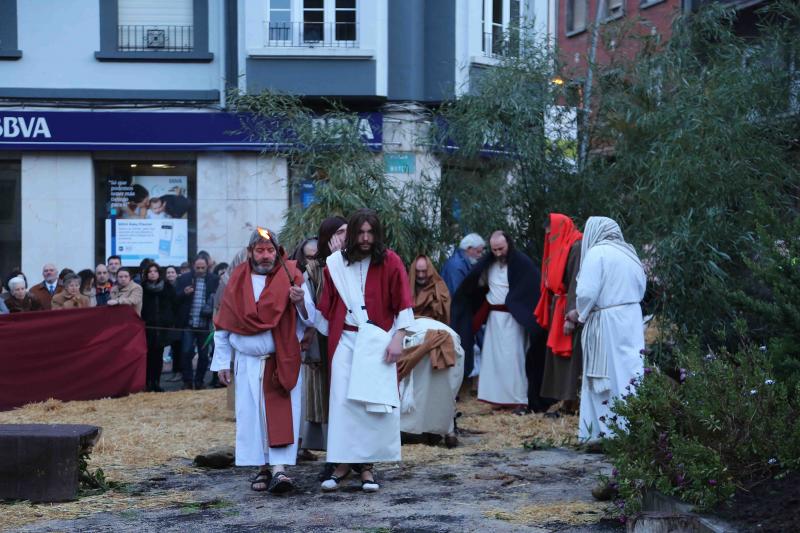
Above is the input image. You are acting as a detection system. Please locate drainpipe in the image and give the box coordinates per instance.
[578,0,606,172]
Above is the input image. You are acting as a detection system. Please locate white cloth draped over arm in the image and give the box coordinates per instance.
[210,330,233,372]
[576,250,603,324]
[393,307,414,332]
[296,281,317,336]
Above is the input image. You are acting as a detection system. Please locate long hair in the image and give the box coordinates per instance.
[342,208,387,265]
[316,215,347,261]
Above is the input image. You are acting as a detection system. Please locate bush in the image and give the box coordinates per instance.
[605,343,800,519]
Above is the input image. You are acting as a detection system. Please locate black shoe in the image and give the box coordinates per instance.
[268,472,294,494]
[182,382,194,390]
[194,382,205,390]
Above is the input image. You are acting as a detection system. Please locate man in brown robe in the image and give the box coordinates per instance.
[398,255,462,447]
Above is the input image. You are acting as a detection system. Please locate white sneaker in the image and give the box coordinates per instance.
[320,478,339,492]
[361,481,380,493]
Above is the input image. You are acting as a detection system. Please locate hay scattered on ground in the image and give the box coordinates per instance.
[0,389,234,482]
[1,489,200,531]
[485,500,610,526]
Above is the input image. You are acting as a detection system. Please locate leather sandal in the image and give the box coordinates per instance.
[250,470,272,492]
[268,471,294,494]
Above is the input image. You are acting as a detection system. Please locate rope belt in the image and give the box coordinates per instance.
[592,301,640,312]
[488,304,510,313]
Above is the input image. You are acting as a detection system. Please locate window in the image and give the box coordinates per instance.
[96,0,213,62]
[94,161,197,268]
[118,0,193,51]
[481,0,510,57]
[566,0,587,35]
[0,160,21,277]
[266,0,358,48]
[0,0,21,59]
[606,0,624,20]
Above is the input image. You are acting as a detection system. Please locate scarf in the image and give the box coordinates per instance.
[534,214,583,357]
[579,216,643,394]
[214,254,303,447]
[408,255,451,324]
[144,280,165,292]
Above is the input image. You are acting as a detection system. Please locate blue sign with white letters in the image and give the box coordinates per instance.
[0,110,382,152]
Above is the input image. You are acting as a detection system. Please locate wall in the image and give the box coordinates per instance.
[21,153,94,279]
[196,152,288,265]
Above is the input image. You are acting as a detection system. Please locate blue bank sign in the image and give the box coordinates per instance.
[0,111,382,151]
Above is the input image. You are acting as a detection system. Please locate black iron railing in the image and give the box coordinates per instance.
[265,21,358,48]
[118,25,194,52]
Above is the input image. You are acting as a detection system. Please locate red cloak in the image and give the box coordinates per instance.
[214,255,303,447]
[534,213,583,357]
[318,249,413,367]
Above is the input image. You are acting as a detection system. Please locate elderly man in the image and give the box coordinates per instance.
[95,264,113,306]
[398,255,463,447]
[441,233,485,296]
[108,269,143,316]
[29,263,62,310]
[210,228,315,494]
[569,216,645,443]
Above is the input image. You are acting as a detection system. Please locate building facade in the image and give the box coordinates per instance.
[0,0,553,279]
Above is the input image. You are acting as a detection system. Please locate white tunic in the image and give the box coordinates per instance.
[576,245,646,442]
[477,263,529,406]
[320,256,414,463]
[210,274,316,466]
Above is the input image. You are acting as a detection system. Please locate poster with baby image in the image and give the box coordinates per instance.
[105,176,190,266]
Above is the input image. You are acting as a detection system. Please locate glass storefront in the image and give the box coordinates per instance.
[93,159,197,268]
[0,161,21,280]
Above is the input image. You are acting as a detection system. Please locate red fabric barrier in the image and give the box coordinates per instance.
[0,306,146,411]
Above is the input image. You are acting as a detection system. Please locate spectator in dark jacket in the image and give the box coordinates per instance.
[175,256,219,390]
[141,262,177,392]
[6,276,42,313]
[95,264,113,306]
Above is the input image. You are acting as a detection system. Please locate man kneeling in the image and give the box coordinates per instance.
[211,228,315,494]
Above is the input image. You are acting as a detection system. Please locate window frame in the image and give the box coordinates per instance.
[95,0,214,62]
[565,0,588,37]
[0,0,22,60]
[481,0,511,57]
[605,0,625,21]
[265,0,359,47]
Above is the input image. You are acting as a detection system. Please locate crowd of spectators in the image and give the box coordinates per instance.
[1,253,229,392]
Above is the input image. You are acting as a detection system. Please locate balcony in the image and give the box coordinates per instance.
[117,25,194,52]
[265,21,359,48]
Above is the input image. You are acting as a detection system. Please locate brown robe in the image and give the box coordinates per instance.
[51,292,90,310]
[540,241,583,402]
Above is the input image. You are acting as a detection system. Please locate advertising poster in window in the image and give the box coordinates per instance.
[104,176,190,266]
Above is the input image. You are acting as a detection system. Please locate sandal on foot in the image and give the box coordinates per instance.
[250,470,272,492]
[320,468,351,492]
[268,472,294,494]
[360,466,379,493]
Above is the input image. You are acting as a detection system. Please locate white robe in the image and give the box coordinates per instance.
[210,274,316,466]
[399,318,465,435]
[477,263,529,406]
[576,245,646,442]
[317,256,414,463]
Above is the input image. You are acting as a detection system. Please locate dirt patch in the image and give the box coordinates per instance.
[714,471,800,532]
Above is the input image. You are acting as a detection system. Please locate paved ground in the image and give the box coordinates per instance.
[16,444,621,533]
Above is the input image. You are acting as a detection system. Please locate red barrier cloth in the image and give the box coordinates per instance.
[0,306,146,411]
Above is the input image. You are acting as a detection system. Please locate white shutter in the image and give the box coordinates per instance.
[118,0,194,27]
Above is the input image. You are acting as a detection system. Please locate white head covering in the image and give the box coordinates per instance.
[579,216,642,273]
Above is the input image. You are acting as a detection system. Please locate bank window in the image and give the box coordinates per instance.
[93,161,197,268]
[0,160,21,278]
[266,0,358,47]
[566,0,587,35]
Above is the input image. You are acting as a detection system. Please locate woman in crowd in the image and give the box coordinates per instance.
[141,262,177,392]
[5,276,41,313]
[164,265,184,381]
[51,273,90,309]
[78,269,97,307]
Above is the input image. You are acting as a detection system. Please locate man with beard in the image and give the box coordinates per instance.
[452,231,552,413]
[398,255,463,447]
[316,209,413,493]
[210,228,316,494]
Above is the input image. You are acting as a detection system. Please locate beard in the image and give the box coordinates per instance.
[250,257,275,275]
[348,243,373,261]
[467,256,479,265]
[416,277,430,287]
[495,254,508,264]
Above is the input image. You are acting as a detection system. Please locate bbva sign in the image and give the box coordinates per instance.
[0,116,52,139]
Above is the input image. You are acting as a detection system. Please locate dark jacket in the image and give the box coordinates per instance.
[28,281,63,310]
[6,294,43,313]
[141,281,177,347]
[440,248,474,296]
[174,271,219,329]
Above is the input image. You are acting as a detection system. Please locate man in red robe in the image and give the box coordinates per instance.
[211,228,315,494]
[316,208,413,493]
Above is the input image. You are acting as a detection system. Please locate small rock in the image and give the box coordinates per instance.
[194,446,235,469]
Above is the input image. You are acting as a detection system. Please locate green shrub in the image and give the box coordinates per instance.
[605,343,800,519]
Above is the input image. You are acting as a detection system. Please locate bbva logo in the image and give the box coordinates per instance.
[0,116,52,139]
